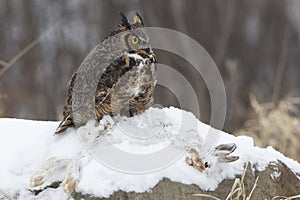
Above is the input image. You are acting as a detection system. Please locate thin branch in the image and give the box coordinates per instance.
[0,18,63,78]
[214,1,236,67]
[272,194,300,200]
[0,188,13,200]
[192,194,221,200]
[0,60,8,67]
[272,26,290,104]
[246,176,259,200]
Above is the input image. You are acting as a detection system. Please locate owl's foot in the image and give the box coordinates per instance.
[30,157,81,194]
[185,143,239,172]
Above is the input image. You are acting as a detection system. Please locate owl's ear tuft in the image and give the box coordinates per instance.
[134,13,144,26]
[119,12,131,29]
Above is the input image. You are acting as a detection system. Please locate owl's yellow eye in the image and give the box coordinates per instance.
[131,36,139,44]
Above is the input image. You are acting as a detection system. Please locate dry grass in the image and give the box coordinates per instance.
[234,94,300,161]
[272,195,300,200]
[192,163,259,200]
[224,163,259,200]
[192,162,300,200]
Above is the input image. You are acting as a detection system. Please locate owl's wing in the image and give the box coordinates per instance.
[128,82,155,116]
[94,54,133,119]
[55,73,77,134]
[55,54,131,134]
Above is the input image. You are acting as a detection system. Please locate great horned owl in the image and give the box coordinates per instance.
[55,13,157,134]
[29,13,239,194]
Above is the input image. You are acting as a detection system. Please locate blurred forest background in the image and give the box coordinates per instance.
[0,0,299,160]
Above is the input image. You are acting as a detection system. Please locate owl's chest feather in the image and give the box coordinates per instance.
[95,51,156,109]
[117,60,155,98]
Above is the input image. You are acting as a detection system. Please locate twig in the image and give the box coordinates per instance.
[0,60,8,67]
[214,1,236,67]
[193,163,254,200]
[225,162,249,200]
[0,188,13,200]
[0,18,63,78]
[192,194,221,200]
[246,176,259,200]
[272,26,290,104]
[272,194,300,200]
[226,178,241,200]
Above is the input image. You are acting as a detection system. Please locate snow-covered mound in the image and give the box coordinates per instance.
[0,107,299,199]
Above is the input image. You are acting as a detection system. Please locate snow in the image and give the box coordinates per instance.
[0,107,300,199]
[270,165,281,179]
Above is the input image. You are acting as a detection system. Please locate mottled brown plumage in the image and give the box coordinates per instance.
[55,13,156,134]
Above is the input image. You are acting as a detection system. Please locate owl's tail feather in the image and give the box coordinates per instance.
[55,115,73,134]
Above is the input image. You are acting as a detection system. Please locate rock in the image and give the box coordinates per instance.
[72,161,300,200]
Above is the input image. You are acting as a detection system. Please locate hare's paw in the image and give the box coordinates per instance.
[30,156,83,193]
[30,157,69,187]
[62,159,80,193]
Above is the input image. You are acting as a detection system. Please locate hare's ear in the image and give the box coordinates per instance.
[119,12,131,29]
[133,13,144,26]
